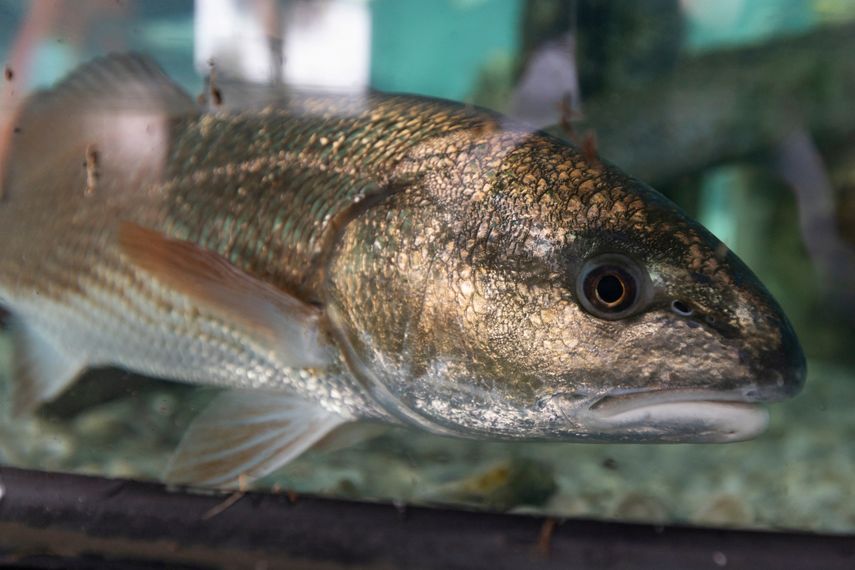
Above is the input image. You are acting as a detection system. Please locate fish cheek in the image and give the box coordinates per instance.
[455,273,619,405]
[475,265,600,394]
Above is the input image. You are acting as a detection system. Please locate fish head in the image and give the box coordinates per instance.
[329,130,805,443]
[483,135,806,442]
[533,183,807,443]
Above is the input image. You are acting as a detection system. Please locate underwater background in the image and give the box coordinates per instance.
[1,0,855,534]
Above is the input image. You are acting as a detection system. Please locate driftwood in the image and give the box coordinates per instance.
[1,466,854,569]
[550,23,855,184]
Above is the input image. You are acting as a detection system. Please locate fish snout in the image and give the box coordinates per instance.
[743,319,806,402]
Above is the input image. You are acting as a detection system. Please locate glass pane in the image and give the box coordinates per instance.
[1,0,853,535]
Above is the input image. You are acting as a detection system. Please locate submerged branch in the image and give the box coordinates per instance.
[552,23,855,184]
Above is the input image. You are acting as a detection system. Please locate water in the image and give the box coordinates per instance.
[1,0,854,534]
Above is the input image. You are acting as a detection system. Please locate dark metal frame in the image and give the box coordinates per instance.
[0,467,853,569]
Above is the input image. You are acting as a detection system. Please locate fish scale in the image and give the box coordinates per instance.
[156,100,492,295]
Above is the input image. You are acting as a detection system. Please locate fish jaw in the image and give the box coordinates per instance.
[562,389,771,443]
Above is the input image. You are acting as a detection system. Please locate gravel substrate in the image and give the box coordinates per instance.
[1,333,852,533]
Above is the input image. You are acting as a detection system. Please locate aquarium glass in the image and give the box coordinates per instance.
[1,0,855,534]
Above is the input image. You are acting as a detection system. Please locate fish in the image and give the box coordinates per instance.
[0,54,805,488]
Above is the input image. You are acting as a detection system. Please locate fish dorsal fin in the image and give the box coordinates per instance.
[164,390,347,488]
[29,53,195,111]
[3,54,197,201]
[118,222,330,369]
[7,318,85,417]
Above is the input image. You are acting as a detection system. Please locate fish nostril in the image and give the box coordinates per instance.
[670,300,693,317]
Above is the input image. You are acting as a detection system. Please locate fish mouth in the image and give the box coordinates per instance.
[577,389,770,443]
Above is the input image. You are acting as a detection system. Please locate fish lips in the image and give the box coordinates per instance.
[578,389,771,443]
[573,365,805,443]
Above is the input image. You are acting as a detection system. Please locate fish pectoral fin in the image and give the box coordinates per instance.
[118,222,330,369]
[8,318,85,417]
[164,390,348,488]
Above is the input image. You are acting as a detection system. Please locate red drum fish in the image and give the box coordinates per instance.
[0,55,805,487]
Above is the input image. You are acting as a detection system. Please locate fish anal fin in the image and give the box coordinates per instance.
[8,319,85,417]
[118,222,329,369]
[164,390,347,488]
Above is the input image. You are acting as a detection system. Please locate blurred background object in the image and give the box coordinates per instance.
[194,0,370,90]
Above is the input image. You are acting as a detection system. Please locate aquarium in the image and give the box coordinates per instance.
[1,0,854,540]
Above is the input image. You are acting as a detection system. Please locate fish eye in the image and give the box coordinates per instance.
[577,254,651,320]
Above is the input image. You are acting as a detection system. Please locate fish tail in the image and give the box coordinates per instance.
[0,54,199,416]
